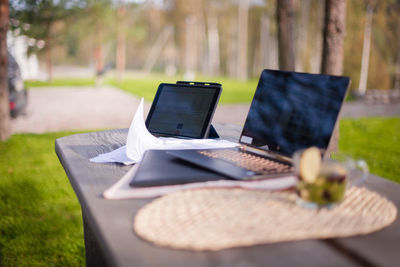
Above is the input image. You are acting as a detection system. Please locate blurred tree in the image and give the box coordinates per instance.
[357,1,375,95]
[255,1,278,74]
[0,0,10,140]
[172,0,203,76]
[213,1,237,77]
[206,1,220,75]
[308,0,324,73]
[9,0,84,80]
[142,1,170,72]
[369,0,400,90]
[321,0,347,154]
[296,0,310,72]
[116,1,126,81]
[343,0,365,91]
[82,0,114,81]
[237,0,249,80]
[295,0,324,73]
[321,0,347,75]
[143,25,173,73]
[5,0,398,86]
[277,0,296,71]
[343,0,398,92]
[396,27,400,90]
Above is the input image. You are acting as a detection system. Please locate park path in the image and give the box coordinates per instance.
[11,85,400,134]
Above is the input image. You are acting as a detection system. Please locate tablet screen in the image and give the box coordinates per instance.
[146,83,221,139]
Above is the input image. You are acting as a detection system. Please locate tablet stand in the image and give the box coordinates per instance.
[208,125,219,139]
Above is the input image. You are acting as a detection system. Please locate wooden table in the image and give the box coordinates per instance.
[55,125,400,267]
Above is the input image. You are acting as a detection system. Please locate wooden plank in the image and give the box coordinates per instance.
[328,174,400,267]
[55,128,367,267]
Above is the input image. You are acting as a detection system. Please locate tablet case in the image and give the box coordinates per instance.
[129,150,227,187]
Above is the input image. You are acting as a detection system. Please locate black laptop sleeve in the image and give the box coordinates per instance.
[129,149,227,187]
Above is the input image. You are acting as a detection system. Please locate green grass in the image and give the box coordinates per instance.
[0,117,398,265]
[25,78,95,88]
[339,117,400,183]
[21,73,359,104]
[107,74,258,104]
[106,73,179,102]
[0,132,85,266]
[25,74,258,104]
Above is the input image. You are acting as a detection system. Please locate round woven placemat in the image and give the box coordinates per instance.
[134,187,397,251]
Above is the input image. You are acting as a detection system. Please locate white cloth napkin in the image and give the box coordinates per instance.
[90,98,237,165]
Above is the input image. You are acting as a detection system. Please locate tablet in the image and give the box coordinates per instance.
[145,81,222,139]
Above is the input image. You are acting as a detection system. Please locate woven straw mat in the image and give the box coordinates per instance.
[134,187,397,251]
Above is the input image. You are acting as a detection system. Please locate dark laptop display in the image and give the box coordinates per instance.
[240,69,350,156]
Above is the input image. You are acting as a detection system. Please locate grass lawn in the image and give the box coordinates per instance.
[107,74,259,104]
[339,117,400,183]
[24,73,359,104]
[0,132,85,266]
[25,78,96,88]
[25,74,259,104]
[0,117,398,265]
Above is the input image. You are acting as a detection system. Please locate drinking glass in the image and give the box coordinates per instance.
[294,150,369,209]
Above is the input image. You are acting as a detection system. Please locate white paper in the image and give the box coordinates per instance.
[103,164,297,199]
[90,98,238,164]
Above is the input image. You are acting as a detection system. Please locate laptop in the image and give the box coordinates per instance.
[168,69,350,180]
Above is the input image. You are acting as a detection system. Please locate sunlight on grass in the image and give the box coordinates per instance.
[107,74,258,103]
[339,117,400,183]
[0,132,85,266]
[25,73,258,104]
[25,78,95,88]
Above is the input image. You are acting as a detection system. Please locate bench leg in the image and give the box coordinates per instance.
[82,211,110,267]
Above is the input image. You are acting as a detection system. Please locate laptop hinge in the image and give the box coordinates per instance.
[240,145,293,164]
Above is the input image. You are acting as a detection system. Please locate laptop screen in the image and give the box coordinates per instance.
[240,69,350,157]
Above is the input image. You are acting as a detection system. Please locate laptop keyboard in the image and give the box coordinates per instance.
[198,149,293,175]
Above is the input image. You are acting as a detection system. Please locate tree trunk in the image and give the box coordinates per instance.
[277,0,296,71]
[395,28,400,90]
[207,16,220,75]
[45,22,53,81]
[310,0,324,73]
[237,0,249,80]
[227,17,238,78]
[143,26,173,73]
[197,12,207,74]
[184,15,197,79]
[94,44,103,71]
[260,15,270,68]
[164,27,177,76]
[116,4,126,81]
[321,0,347,75]
[296,0,311,72]
[254,14,270,75]
[357,3,375,95]
[0,0,11,141]
[46,38,53,81]
[321,0,347,156]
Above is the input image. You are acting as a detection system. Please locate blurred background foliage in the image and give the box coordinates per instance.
[8,0,400,93]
